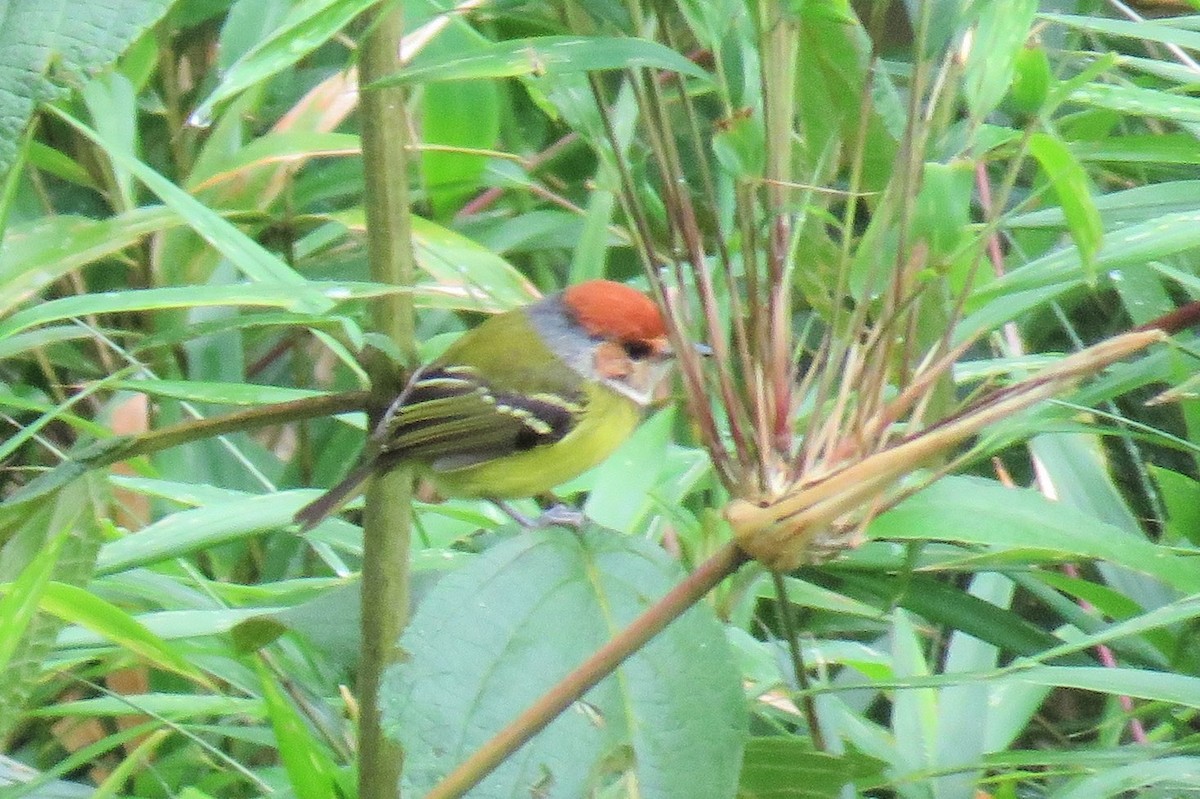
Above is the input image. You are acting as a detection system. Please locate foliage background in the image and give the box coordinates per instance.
[4,0,1200,797]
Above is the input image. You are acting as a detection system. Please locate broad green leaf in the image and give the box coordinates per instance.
[929,1,977,58]
[0,478,103,740]
[0,0,174,179]
[934,573,1014,798]
[0,526,69,674]
[409,215,540,309]
[187,132,360,192]
[835,573,1085,666]
[1026,132,1102,274]
[382,526,746,799]
[911,160,974,261]
[334,209,539,310]
[56,608,277,647]
[580,407,676,532]
[712,111,766,179]
[25,140,95,187]
[1007,43,1052,116]
[373,35,712,86]
[1151,466,1200,546]
[1029,433,1174,614]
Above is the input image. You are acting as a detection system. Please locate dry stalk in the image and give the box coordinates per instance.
[725,330,1165,571]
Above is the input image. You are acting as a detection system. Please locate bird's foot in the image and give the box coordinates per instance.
[535,502,587,529]
[495,500,586,530]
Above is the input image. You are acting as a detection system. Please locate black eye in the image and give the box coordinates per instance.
[622,340,653,360]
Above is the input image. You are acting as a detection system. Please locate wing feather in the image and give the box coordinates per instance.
[374,365,585,470]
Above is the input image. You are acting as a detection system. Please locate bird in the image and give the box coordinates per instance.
[294,279,675,530]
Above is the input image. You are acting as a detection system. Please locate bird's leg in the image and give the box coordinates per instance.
[493,499,586,530]
[535,502,587,529]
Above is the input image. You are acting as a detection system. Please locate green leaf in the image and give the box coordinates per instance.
[372,35,712,86]
[30,693,263,719]
[37,582,208,684]
[409,215,541,310]
[1007,43,1052,117]
[737,737,884,797]
[95,491,317,576]
[0,283,397,341]
[191,0,378,124]
[712,111,766,179]
[890,609,936,781]
[0,0,174,180]
[1151,466,1200,546]
[381,526,746,798]
[255,658,339,799]
[51,107,332,311]
[115,379,323,406]
[871,476,1200,593]
[0,478,103,739]
[1012,665,1200,710]
[1026,132,1102,274]
[0,525,69,674]
[1053,755,1200,799]
[965,207,1200,335]
[1069,82,1200,124]
[56,608,279,647]
[421,79,500,218]
[1042,12,1200,52]
[1007,181,1200,229]
[1073,133,1200,165]
[0,207,181,318]
[911,160,974,261]
[962,0,1038,120]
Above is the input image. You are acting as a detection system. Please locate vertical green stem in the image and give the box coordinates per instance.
[357,2,417,797]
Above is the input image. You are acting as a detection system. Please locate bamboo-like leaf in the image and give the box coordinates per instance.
[372,36,711,86]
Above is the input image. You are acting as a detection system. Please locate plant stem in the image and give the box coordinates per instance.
[425,541,750,799]
[357,2,417,797]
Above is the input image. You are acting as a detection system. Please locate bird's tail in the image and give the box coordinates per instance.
[294,462,376,531]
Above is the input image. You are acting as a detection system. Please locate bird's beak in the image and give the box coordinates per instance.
[651,337,711,359]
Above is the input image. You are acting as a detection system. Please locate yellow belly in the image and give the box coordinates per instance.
[427,384,640,498]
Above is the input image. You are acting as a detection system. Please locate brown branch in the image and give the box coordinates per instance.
[5,391,371,506]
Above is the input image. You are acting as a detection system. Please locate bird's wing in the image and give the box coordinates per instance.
[374,365,586,470]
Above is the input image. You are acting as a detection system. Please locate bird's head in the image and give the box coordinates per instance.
[549,279,674,407]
